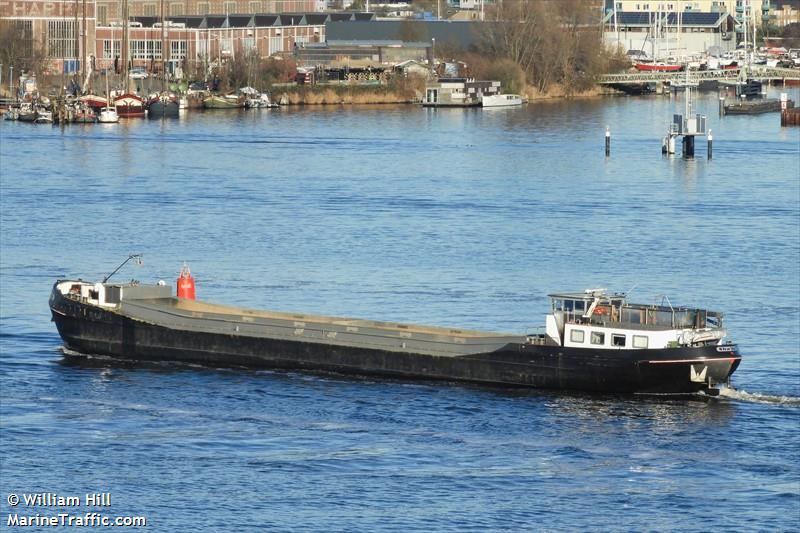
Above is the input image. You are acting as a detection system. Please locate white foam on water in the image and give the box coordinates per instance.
[60,346,97,358]
[718,386,800,406]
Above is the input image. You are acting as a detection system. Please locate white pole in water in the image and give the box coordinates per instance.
[605,126,611,157]
[707,129,713,159]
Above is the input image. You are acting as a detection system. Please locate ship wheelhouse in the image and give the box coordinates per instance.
[544,289,727,350]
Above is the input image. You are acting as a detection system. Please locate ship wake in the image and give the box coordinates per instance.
[717,386,800,406]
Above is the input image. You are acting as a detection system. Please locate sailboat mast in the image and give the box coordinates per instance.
[82,0,86,83]
[74,0,79,77]
[122,0,129,90]
[161,0,165,91]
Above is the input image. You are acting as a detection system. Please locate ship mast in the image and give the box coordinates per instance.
[122,0,129,91]
[82,0,86,84]
[161,0,166,92]
[74,0,79,81]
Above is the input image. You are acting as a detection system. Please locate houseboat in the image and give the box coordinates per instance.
[423,78,502,107]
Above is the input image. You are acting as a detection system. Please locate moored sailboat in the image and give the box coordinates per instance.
[97,72,119,123]
[114,93,145,117]
[147,93,180,118]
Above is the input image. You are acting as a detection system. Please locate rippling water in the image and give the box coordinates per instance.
[1,89,799,530]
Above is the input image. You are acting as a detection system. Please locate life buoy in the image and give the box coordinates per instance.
[594,306,610,315]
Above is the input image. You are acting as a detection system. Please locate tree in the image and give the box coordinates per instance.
[0,20,47,83]
[478,0,613,94]
[781,22,800,48]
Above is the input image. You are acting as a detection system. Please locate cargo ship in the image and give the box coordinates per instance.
[49,262,741,395]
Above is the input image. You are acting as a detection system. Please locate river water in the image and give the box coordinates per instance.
[1,88,799,531]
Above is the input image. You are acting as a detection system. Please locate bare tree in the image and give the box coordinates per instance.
[0,20,47,83]
[479,0,611,94]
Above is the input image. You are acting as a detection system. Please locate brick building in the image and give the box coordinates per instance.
[0,0,322,76]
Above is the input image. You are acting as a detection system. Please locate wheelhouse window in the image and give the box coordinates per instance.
[612,334,626,347]
[633,335,649,349]
[570,330,585,343]
[590,331,605,345]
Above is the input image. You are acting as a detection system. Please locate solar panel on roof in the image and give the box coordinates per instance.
[612,11,722,27]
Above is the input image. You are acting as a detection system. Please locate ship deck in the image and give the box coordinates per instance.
[168,297,511,339]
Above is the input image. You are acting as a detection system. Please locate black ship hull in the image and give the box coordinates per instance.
[147,99,179,119]
[50,288,740,395]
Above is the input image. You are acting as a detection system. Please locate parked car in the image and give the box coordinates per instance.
[129,67,148,80]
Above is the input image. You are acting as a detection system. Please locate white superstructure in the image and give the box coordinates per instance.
[544,289,727,350]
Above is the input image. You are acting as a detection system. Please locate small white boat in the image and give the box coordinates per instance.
[34,110,53,123]
[97,71,119,123]
[482,94,523,107]
[97,108,119,123]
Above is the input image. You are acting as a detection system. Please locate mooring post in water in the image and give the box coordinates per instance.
[707,129,712,159]
[605,126,610,157]
[719,95,725,117]
[682,135,695,159]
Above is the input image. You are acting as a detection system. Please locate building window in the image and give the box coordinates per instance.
[97,5,108,26]
[171,40,187,59]
[250,1,262,11]
[611,334,626,347]
[633,335,649,349]
[242,37,256,52]
[169,2,185,15]
[130,39,146,59]
[131,40,161,59]
[102,39,121,59]
[590,331,605,345]
[150,40,162,59]
[47,20,76,58]
[570,330,585,344]
[143,3,157,16]
[224,1,237,13]
[268,36,283,55]
[197,2,210,14]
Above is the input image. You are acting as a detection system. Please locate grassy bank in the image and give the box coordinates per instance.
[274,79,423,105]
[523,84,621,100]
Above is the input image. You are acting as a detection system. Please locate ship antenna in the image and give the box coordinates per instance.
[624,283,638,301]
[103,254,144,283]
